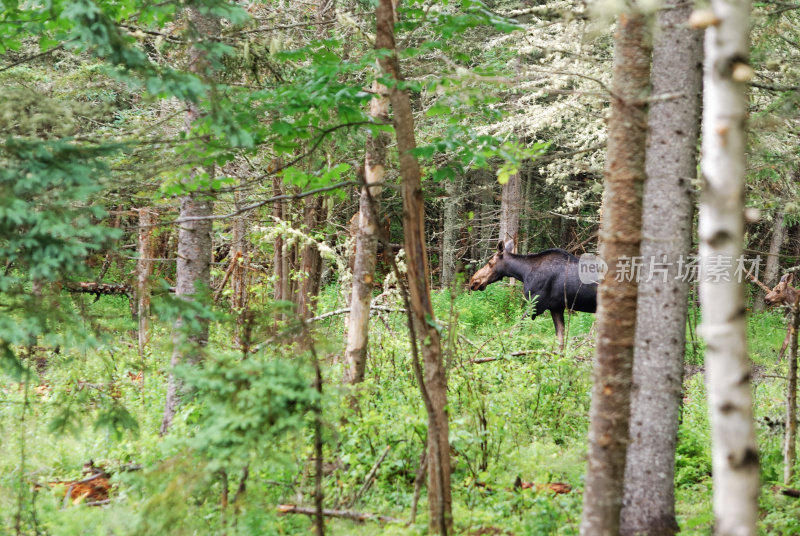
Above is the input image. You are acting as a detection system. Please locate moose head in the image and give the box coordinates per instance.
[765,273,797,307]
[469,240,515,291]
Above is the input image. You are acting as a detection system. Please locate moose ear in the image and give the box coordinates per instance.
[787,273,795,285]
[497,240,505,253]
[504,240,515,253]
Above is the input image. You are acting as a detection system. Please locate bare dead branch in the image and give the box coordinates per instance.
[276,505,401,524]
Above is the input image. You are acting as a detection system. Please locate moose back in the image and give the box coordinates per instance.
[469,241,597,348]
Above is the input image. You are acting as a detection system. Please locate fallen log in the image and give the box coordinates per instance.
[471,357,499,364]
[276,504,401,524]
[65,282,132,297]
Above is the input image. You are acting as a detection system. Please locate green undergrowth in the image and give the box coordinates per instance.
[1,284,799,535]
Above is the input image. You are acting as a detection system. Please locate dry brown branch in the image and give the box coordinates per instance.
[213,251,242,303]
[276,505,400,524]
[308,306,407,322]
[350,445,392,507]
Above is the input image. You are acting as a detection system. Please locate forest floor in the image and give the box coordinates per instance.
[1,283,800,535]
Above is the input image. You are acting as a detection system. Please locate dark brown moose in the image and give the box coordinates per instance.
[469,240,597,349]
[764,273,800,359]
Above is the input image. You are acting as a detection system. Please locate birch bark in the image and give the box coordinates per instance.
[699,0,759,530]
[343,79,388,384]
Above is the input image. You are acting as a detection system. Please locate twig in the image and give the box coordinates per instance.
[232,466,249,506]
[308,306,406,322]
[349,445,392,508]
[535,144,606,166]
[749,81,800,92]
[409,448,427,524]
[170,181,360,224]
[308,335,325,536]
[277,505,401,524]
[0,42,69,72]
[235,19,336,34]
[213,251,242,302]
[453,357,502,370]
[471,357,500,364]
[747,271,772,293]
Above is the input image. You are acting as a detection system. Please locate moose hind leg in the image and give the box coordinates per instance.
[552,310,566,351]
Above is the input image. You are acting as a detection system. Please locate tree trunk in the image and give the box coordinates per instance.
[160,7,218,436]
[620,2,702,534]
[231,190,249,346]
[699,0,759,531]
[440,176,461,288]
[273,175,289,303]
[580,12,650,536]
[343,79,388,385]
[785,301,799,485]
[754,211,785,312]
[499,171,521,284]
[376,1,452,532]
[499,172,520,251]
[136,208,158,358]
[479,170,496,261]
[521,170,532,254]
[297,196,325,320]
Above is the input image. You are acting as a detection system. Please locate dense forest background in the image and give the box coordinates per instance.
[2,0,800,534]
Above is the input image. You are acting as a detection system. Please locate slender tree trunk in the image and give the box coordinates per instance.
[440,176,461,288]
[273,175,289,303]
[521,171,532,254]
[231,190,249,346]
[160,7,218,436]
[468,171,483,263]
[580,12,650,536]
[620,2,702,534]
[785,300,799,485]
[754,211,785,311]
[699,0,759,531]
[376,1,452,532]
[136,208,158,358]
[479,170,496,261]
[343,79,388,385]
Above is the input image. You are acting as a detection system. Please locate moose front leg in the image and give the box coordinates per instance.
[551,310,566,351]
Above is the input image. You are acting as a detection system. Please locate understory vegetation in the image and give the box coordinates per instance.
[2,283,798,535]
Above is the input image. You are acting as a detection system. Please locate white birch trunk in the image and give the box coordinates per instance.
[699,0,759,531]
[343,79,388,384]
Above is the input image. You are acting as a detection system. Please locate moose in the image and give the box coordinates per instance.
[764,273,800,359]
[469,240,597,349]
